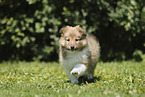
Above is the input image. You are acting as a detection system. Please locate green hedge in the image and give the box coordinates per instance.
[0,0,145,61]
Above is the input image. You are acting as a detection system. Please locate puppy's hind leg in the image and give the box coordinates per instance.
[87,73,93,80]
[87,62,96,80]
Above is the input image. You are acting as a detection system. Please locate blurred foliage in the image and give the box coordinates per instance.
[0,0,145,61]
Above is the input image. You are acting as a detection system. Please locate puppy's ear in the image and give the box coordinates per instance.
[75,25,87,36]
[59,26,70,36]
[59,27,65,36]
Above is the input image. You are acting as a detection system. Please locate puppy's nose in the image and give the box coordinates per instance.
[70,46,75,50]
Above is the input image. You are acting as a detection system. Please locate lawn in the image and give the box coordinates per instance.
[0,60,144,97]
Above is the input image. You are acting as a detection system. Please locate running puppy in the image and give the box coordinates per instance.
[59,25,100,84]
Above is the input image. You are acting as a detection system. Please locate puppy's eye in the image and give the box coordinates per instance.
[75,37,82,41]
[75,39,79,41]
[66,38,70,41]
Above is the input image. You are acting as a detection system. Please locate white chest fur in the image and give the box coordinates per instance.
[63,47,90,71]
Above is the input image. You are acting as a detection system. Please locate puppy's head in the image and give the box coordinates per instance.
[59,25,87,51]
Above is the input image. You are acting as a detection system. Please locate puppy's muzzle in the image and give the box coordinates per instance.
[68,45,77,51]
[70,46,75,50]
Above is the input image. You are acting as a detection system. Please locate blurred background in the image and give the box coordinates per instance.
[0,0,145,62]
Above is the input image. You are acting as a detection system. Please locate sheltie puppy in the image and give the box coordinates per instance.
[59,25,100,84]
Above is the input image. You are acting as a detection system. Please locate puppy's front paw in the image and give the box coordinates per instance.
[71,72,78,76]
[71,64,87,77]
[71,69,80,76]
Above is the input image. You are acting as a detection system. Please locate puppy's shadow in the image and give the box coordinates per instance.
[65,76,102,85]
[78,76,101,85]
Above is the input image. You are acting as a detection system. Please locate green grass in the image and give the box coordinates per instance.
[0,60,145,97]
